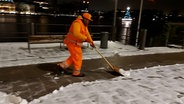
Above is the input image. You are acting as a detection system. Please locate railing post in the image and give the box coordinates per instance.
[31,23,35,35]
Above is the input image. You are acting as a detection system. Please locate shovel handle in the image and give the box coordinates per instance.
[95,48,114,69]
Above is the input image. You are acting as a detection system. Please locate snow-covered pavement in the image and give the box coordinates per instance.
[0,41,184,68]
[29,64,184,104]
[1,64,184,104]
[0,41,184,104]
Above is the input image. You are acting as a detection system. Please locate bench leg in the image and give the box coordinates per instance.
[60,42,65,50]
[60,43,62,49]
[83,42,89,48]
[28,42,31,53]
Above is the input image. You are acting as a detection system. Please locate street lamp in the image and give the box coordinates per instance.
[135,0,144,47]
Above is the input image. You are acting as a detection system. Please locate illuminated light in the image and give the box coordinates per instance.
[33,1,48,4]
[40,2,48,5]
[42,7,49,9]
[127,6,130,11]
[0,0,14,2]
[0,10,5,12]
[178,14,182,17]
[123,6,131,19]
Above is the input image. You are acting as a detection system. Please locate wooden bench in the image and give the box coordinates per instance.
[27,35,65,53]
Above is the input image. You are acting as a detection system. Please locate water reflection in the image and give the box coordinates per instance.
[0,14,16,22]
[0,14,76,41]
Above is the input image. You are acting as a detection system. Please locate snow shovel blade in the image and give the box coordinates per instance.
[94,48,130,77]
[111,66,130,77]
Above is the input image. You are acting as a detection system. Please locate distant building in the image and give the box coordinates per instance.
[0,0,13,2]
[16,2,35,14]
[80,0,89,13]
[33,0,53,13]
[0,0,16,13]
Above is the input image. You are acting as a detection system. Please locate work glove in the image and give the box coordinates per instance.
[90,42,96,48]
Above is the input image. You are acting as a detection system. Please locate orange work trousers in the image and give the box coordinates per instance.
[60,43,82,75]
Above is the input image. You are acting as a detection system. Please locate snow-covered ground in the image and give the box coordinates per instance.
[1,41,184,68]
[0,41,184,104]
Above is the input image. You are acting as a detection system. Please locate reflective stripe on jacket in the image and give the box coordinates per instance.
[64,17,93,46]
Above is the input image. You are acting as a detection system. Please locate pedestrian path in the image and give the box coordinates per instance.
[1,51,184,102]
[0,41,137,68]
[0,41,184,102]
[29,64,184,104]
[1,41,184,68]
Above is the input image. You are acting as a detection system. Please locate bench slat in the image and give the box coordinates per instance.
[28,35,65,53]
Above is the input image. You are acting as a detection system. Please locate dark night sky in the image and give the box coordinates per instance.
[58,0,184,13]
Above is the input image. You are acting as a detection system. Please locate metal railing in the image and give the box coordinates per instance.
[0,22,112,42]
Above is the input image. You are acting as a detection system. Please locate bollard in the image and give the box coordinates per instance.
[139,29,147,50]
[100,32,109,49]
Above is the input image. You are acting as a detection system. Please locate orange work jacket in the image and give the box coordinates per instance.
[64,17,93,45]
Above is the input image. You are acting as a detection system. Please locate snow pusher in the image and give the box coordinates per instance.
[94,47,130,77]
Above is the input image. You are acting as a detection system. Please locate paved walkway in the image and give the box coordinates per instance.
[0,41,138,68]
[0,42,184,102]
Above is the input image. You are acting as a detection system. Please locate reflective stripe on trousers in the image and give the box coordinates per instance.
[73,70,81,76]
[59,61,69,69]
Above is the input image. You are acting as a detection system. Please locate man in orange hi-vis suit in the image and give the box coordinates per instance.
[57,12,95,77]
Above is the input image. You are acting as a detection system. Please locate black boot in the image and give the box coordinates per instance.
[57,64,65,75]
[72,73,85,77]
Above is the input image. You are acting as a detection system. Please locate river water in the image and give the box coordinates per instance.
[0,14,77,42]
[0,14,130,43]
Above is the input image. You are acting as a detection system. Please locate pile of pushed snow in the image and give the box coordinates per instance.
[0,92,28,104]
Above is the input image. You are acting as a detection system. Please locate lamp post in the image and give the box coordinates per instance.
[112,0,118,41]
[135,0,144,47]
